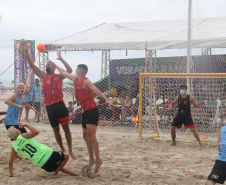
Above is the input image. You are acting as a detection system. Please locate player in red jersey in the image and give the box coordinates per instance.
[21,41,76,159]
[54,63,114,173]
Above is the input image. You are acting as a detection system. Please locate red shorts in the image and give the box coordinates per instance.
[172,116,194,129]
[59,117,69,126]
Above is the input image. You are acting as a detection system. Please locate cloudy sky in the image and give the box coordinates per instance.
[1,0,226,86]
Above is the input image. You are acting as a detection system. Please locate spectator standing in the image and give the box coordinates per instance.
[21,80,32,122]
[31,79,41,123]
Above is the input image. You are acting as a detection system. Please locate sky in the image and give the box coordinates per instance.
[1,0,226,87]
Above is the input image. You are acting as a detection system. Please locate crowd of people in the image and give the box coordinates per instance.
[96,84,145,123]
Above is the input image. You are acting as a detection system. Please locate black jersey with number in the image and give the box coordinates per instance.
[177,95,191,118]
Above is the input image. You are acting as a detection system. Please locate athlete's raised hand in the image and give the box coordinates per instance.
[56,51,63,60]
[21,40,31,52]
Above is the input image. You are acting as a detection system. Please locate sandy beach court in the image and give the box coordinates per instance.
[0,121,219,185]
[0,92,220,185]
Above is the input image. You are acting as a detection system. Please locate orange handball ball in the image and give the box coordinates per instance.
[202,136,207,140]
[37,43,45,52]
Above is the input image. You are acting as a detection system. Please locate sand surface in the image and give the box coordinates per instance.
[0,122,219,185]
[0,92,220,185]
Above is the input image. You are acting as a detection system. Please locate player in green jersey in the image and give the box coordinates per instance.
[8,123,81,177]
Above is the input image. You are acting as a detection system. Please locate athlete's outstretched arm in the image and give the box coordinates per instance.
[56,51,72,75]
[21,41,45,81]
[190,96,201,108]
[5,94,26,108]
[54,63,76,81]
[84,79,115,107]
[9,147,16,177]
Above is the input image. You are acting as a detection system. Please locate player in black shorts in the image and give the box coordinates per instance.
[82,107,99,129]
[168,85,203,147]
[206,126,226,185]
[8,123,81,177]
[22,41,76,160]
[54,63,115,173]
[46,102,69,127]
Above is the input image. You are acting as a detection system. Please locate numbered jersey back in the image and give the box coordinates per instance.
[13,135,53,168]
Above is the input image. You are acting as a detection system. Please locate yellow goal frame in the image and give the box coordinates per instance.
[139,73,226,138]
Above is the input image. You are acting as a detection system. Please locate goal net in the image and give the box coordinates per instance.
[139,73,226,139]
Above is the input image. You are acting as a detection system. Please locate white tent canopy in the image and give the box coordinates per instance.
[51,17,226,50]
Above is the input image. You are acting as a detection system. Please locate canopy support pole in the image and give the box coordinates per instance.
[38,51,49,123]
[101,50,111,91]
[187,0,192,94]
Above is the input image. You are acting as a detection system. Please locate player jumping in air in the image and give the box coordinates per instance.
[54,63,114,173]
[22,41,76,159]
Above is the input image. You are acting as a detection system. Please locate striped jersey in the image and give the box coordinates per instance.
[74,77,96,111]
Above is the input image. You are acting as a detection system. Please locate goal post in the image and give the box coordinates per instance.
[139,73,226,139]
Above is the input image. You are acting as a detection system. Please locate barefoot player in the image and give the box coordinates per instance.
[22,41,76,159]
[8,123,81,177]
[168,85,203,147]
[54,63,114,173]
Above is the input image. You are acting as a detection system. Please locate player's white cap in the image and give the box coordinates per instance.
[7,126,18,140]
